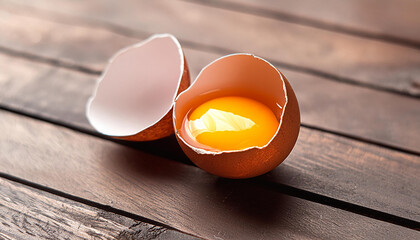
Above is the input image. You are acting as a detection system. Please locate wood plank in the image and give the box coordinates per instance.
[284,70,420,154]
[1,110,419,239]
[0,54,419,223]
[2,0,420,96]
[0,178,198,240]
[0,8,419,153]
[208,0,420,46]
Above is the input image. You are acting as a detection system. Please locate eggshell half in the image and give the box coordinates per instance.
[87,34,190,141]
[173,54,300,179]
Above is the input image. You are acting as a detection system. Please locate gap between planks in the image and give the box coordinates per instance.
[1,0,419,99]
[0,45,100,75]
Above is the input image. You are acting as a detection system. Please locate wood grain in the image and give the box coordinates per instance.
[1,110,419,239]
[2,0,420,96]
[0,53,419,223]
[0,178,198,240]
[208,0,420,45]
[0,8,419,153]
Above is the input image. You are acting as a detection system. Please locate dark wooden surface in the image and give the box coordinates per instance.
[0,0,419,239]
[0,53,419,223]
[1,111,419,239]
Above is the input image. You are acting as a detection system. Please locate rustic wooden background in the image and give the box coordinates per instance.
[0,0,419,239]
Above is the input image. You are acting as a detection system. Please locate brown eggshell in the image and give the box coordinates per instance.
[86,34,190,141]
[173,54,300,179]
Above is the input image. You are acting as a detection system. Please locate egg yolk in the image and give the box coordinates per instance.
[185,96,279,151]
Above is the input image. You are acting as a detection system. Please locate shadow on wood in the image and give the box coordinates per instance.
[104,146,292,228]
[208,177,292,227]
[115,135,193,165]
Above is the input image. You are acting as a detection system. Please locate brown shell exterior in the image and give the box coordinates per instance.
[176,74,300,179]
[117,56,190,141]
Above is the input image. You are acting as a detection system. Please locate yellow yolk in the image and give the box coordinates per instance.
[185,96,279,151]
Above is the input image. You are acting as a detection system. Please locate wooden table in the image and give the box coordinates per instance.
[1,0,419,239]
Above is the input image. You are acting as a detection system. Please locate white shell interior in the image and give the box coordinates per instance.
[86,34,183,136]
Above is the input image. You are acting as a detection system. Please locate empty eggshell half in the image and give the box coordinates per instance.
[173,54,300,179]
[86,34,190,141]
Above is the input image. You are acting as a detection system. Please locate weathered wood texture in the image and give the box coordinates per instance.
[1,110,419,239]
[1,7,419,153]
[210,0,420,44]
[0,43,419,222]
[2,0,420,96]
[0,178,198,240]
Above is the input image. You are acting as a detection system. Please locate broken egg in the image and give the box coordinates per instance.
[86,34,300,179]
[173,54,300,178]
[86,34,190,141]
